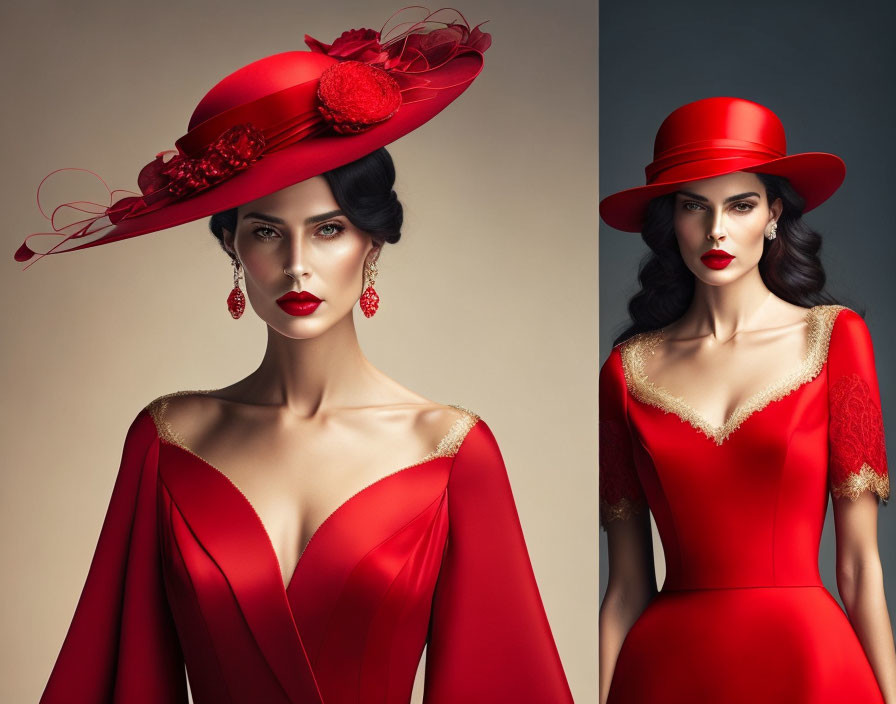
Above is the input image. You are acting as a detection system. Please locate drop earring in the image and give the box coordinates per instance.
[765,221,778,240]
[227,258,246,319]
[360,258,380,318]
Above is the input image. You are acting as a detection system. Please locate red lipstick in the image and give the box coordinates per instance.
[700,249,734,270]
[276,290,322,316]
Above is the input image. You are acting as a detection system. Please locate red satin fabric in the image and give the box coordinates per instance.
[39,411,572,703]
[600,305,888,703]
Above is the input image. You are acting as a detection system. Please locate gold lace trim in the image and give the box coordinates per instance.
[599,497,645,530]
[145,389,212,447]
[620,305,846,446]
[423,405,480,460]
[145,390,479,460]
[831,463,891,502]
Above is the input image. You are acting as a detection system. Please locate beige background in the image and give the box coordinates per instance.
[0,0,598,702]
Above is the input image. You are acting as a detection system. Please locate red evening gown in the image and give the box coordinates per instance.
[39,396,573,703]
[600,304,890,703]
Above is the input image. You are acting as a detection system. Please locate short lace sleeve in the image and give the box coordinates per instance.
[827,308,890,502]
[599,344,647,529]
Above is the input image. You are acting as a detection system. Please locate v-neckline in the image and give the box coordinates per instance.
[147,393,479,596]
[619,304,845,446]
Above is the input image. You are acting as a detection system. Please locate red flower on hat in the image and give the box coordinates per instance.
[385,22,491,73]
[304,28,389,65]
[213,124,266,169]
[305,9,491,136]
[160,124,266,198]
[317,61,402,134]
[306,19,490,75]
[164,158,210,198]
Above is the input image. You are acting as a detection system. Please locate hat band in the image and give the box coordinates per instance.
[176,80,323,158]
[646,138,784,183]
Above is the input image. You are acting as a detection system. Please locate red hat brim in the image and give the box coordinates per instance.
[17,52,483,262]
[599,151,846,233]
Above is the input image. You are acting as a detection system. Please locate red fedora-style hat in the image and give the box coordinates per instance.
[599,96,846,233]
[15,7,490,268]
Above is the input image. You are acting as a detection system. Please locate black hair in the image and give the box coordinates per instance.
[208,147,403,259]
[611,172,853,347]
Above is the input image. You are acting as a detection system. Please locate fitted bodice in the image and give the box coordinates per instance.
[600,305,890,591]
[622,331,832,590]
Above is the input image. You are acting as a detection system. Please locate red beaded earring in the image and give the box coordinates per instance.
[227,258,246,319]
[360,258,379,318]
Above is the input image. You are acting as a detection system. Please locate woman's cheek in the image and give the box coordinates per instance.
[674,223,703,260]
[315,238,368,291]
[239,240,282,287]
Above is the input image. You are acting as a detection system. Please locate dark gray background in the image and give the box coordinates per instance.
[599,0,896,633]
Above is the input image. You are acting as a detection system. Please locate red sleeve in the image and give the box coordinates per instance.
[40,408,188,704]
[599,345,647,529]
[422,420,573,703]
[827,308,890,502]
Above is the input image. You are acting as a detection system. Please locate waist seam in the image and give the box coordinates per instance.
[662,583,825,593]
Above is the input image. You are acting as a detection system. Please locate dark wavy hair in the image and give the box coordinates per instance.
[208,147,403,259]
[611,173,859,347]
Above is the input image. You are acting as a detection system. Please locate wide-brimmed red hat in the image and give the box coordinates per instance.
[599,96,846,233]
[15,7,490,268]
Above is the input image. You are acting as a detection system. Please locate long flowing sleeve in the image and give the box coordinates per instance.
[422,420,573,703]
[827,308,890,502]
[39,407,188,703]
[599,345,647,529]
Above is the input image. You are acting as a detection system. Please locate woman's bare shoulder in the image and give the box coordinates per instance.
[361,372,479,444]
[144,389,222,444]
[413,402,480,448]
[356,399,478,455]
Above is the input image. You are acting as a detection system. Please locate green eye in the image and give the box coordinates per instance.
[317,222,345,238]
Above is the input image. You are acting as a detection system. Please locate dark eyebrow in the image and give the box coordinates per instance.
[242,211,285,225]
[677,190,761,203]
[241,209,346,226]
[303,209,345,225]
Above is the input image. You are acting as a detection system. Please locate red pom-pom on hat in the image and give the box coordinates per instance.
[317,60,402,134]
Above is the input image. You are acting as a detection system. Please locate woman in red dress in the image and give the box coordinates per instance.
[17,9,573,704]
[598,97,896,703]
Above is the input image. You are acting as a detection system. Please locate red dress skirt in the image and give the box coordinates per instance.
[600,305,889,703]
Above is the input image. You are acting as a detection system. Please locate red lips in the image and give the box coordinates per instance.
[700,249,734,270]
[276,290,322,316]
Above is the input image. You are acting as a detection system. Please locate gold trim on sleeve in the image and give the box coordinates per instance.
[831,463,890,502]
[423,405,480,460]
[145,389,213,446]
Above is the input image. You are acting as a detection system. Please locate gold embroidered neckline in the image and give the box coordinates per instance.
[620,304,846,446]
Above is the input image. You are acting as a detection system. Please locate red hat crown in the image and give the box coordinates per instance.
[646,97,787,184]
[189,52,336,130]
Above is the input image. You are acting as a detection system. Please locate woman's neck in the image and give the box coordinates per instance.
[240,313,383,417]
[683,269,776,342]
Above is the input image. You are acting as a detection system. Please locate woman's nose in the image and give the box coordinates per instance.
[707,207,726,241]
[284,234,310,280]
